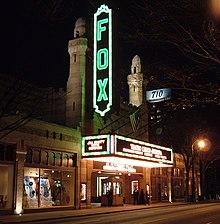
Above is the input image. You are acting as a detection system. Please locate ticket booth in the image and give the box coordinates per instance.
[101,176,123,206]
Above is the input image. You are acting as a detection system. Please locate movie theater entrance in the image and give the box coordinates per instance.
[81,134,173,206]
[90,162,146,205]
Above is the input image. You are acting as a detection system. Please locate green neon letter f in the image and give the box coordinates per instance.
[97,18,108,41]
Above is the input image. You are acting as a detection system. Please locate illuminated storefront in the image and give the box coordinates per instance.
[82,134,173,167]
[23,148,77,209]
[82,134,173,205]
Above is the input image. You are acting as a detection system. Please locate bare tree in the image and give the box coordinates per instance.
[121,0,220,107]
[0,74,65,140]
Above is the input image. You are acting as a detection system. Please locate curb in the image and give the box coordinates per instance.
[0,202,187,224]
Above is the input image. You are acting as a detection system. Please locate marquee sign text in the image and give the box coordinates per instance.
[82,135,173,166]
[82,135,110,157]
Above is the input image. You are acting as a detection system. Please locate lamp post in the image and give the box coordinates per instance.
[191,140,205,202]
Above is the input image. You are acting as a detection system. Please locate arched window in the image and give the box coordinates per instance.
[41,151,49,165]
[49,152,55,166]
[56,153,62,166]
[63,154,69,167]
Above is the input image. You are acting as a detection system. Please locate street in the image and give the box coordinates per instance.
[25,202,220,224]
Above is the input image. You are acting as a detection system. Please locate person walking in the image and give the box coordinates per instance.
[107,188,113,207]
[146,191,150,205]
[133,188,139,205]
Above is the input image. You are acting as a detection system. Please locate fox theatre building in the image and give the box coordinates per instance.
[81,134,173,206]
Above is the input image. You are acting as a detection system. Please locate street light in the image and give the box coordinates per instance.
[209,0,220,21]
[191,139,205,202]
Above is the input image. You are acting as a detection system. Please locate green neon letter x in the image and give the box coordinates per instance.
[97,78,108,102]
[97,18,108,41]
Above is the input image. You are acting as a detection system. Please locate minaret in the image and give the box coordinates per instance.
[66,17,88,128]
[127,55,143,107]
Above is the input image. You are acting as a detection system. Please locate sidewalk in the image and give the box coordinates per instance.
[0,202,186,223]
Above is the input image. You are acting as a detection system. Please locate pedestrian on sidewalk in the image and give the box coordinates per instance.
[133,188,139,205]
[146,191,150,205]
[107,188,113,207]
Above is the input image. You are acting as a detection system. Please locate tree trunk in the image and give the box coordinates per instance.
[185,170,190,202]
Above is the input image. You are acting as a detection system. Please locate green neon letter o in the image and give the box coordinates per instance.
[97,48,108,70]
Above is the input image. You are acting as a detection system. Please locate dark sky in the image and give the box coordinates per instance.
[0,0,136,88]
[0,0,91,87]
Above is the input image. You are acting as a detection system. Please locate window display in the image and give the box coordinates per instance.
[23,167,74,208]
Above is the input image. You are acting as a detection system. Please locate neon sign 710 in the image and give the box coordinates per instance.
[93,4,112,117]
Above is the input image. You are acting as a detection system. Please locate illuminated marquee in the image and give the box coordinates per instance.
[82,134,173,167]
[114,135,173,165]
[93,4,112,117]
[82,135,111,157]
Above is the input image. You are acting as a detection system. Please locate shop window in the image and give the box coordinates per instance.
[26,149,32,163]
[0,144,4,161]
[24,168,74,208]
[55,153,62,166]
[49,170,62,206]
[62,171,74,205]
[33,150,40,164]
[23,167,39,208]
[39,169,53,207]
[41,151,48,165]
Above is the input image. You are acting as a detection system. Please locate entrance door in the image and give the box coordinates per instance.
[101,176,123,206]
[91,172,143,205]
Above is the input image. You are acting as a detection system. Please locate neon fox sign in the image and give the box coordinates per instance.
[93,4,112,117]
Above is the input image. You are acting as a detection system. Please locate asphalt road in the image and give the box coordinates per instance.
[23,203,220,224]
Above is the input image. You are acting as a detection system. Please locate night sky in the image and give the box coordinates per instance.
[0,1,136,88]
[0,1,91,87]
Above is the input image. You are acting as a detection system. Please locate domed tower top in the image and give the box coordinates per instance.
[131,55,141,74]
[74,17,86,38]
